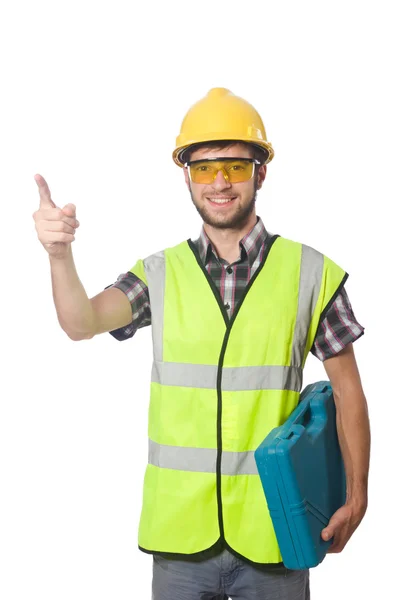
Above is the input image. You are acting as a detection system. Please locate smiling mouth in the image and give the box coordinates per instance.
[206,196,237,205]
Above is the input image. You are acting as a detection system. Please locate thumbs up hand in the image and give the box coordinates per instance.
[33,174,80,259]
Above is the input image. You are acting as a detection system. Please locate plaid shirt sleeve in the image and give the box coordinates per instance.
[311,286,365,361]
[104,271,151,341]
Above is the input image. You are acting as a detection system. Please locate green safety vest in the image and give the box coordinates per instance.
[129,233,347,565]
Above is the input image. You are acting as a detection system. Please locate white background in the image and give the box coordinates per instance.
[0,1,395,598]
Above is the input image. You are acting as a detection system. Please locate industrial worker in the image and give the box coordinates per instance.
[33,88,370,600]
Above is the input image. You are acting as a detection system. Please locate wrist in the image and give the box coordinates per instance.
[346,494,367,515]
[48,247,73,262]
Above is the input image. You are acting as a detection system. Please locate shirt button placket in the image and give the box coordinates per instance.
[224,266,233,313]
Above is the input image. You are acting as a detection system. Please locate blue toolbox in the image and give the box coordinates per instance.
[254,381,346,570]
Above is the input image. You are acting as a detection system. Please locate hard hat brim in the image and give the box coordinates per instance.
[173,136,274,168]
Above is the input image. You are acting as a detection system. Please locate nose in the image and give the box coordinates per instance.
[212,168,232,191]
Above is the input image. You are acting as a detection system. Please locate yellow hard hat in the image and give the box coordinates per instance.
[173,87,274,167]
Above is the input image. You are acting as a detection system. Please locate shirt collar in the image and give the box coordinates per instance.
[195,215,268,268]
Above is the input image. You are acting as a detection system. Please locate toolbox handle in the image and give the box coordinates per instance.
[285,381,331,442]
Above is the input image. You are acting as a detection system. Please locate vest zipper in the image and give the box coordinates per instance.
[187,234,280,544]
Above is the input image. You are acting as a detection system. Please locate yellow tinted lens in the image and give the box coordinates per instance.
[189,162,218,184]
[189,160,254,184]
[225,160,254,182]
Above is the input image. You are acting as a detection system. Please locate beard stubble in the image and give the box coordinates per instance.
[189,179,259,230]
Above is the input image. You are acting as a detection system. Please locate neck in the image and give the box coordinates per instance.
[203,211,258,264]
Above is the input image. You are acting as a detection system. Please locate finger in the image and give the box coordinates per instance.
[322,516,342,541]
[35,208,79,228]
[327,537,344,553]
[325,524,350,553]
[34,174,56,209]
[321,527,334,541]
[61,203,76,217]
[331,526,355,553]
[39,220,77,235]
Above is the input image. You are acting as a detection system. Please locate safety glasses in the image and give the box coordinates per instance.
[185,157,260,184]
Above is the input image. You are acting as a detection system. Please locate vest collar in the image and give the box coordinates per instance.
[193,215,269,267]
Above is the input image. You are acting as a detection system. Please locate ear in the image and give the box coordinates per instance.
[183,166,191,190]
[256,164,267,190]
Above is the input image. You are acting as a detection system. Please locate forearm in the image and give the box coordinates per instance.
[334,384,370,509]
[49,246,96,339]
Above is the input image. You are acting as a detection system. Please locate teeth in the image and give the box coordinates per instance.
[209,198,234,204]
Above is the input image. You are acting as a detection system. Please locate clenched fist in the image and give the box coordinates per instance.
[33,174,80,259]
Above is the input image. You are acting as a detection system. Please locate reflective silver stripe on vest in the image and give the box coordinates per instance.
[144,251,166,362]
[152,360,302,392]
[221,449,258,475]
[149,439,258,476]
[291,244,324,366]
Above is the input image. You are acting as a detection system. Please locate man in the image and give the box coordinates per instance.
[33,87,370,600]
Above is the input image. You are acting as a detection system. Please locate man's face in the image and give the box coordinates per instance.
[183,143,267,229]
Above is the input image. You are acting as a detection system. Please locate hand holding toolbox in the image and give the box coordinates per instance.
[254,381,346,570]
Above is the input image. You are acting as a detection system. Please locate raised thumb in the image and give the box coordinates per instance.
[62,203,76,216]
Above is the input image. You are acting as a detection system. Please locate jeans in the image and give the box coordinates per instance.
[152,548,310,600]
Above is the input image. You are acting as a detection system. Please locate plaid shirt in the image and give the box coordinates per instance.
[105,216,364,360]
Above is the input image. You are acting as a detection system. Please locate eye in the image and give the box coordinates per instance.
[197,165,210,172]
[230,164,244,171]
